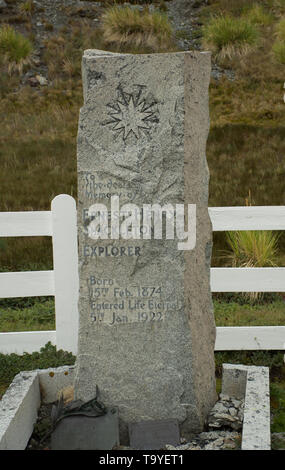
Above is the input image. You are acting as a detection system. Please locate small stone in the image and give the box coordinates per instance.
[28,77,39,87]
[204,437,224,450]
[224,438,237,449]
[210,401,228,414]
[199,431,224,440]
[211,412,236,421]
[229,407,237,416]
[0,0,7,9]
[232,399,241,408]
[35,74,48,86]
[33,58,41,66]
[219,393,230,401]
[237,409,244,420]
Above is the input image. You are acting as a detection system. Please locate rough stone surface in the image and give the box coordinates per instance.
[242,366,270,451]
[0,372,40,450]
[165,431,241,450]
[222,363,248,400]
[74,50,216,441]
[221,364,271,450]
[207,393,244,431]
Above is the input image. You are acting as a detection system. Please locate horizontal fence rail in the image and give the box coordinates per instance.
[209,206,285,231]
[0,200,284,354]
[0,211,52,237]
[0,271,54,298]
[211,267,285,292]
[0,331,56,355]
[215,326,285,351]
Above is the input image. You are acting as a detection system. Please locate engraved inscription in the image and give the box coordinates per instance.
[87,276,179,325]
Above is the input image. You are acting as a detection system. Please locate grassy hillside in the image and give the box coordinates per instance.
[0,0,284,270]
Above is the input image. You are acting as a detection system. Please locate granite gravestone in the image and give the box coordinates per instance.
[74,50,216,442]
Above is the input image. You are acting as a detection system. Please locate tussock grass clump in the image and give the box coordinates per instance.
[223,230,280,302]
[18,0,35,16]
[102,6,174,52]
[202,15,259,59]
[224,230,280,269]
[0,24,33,73]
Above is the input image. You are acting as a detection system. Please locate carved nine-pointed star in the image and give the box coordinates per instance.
[108,95,156,140]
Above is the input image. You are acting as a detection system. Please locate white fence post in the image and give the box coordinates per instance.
[51,195,79,354]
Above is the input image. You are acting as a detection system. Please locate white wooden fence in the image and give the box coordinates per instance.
[0,196,285,355]
[0,195,79,354]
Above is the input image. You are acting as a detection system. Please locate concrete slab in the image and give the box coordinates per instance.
[0,371,40,450]
[222,364,271,450]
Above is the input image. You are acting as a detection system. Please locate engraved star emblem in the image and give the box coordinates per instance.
[105,88,159,141]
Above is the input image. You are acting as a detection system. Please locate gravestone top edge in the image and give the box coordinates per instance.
[83,49,211,59]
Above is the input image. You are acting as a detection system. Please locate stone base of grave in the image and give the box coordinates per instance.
[0,364,271,450]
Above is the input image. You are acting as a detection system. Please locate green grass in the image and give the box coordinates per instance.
[245,4,274,26]
[271,382,285,433]
[0,299,55,332]
[214,299,285,327]
[0,1,284,270]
